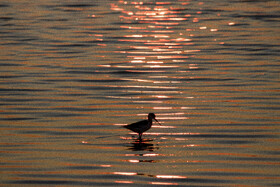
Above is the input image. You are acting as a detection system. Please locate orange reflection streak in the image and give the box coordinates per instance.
[148,30,174,33]
[133,100,163,104]
[120,25,146,29]
[100,165,112,168]
[147,60,164,63]
[152,95,170,99]
[113,172,137,176]
[143,153,159,157]
[157,116,189,120]
[115,181,134,184]
[153,107,173,110]
[125,153,160,157]
[156,175,187,179]
[124,34,148,38]
[188,160,280,166]
[128,160,140,163]
[113,123,127,126]
[208,152,261,158]
[153,125,176,129]
[147,132,200,137]
[143,65,179,68]
[150,182,178,185]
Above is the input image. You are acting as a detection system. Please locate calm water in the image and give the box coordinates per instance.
[1,0,280,186]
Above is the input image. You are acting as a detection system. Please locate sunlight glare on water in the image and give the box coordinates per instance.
[0,0,280,186]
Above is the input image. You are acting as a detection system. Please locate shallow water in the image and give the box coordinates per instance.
[0,0,280,186]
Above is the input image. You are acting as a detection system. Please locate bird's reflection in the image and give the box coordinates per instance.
[127,138,157,152]
[125,139,160,163]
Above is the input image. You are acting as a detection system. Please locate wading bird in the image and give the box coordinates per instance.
[124,113,161,139]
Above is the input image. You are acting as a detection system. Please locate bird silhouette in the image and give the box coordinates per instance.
[123,113,161,139]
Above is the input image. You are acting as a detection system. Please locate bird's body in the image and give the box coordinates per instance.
[124,113,161,139]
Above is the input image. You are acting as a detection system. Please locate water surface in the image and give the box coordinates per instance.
[1,0,280,186]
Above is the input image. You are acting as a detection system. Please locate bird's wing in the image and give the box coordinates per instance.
[125,120,147,130]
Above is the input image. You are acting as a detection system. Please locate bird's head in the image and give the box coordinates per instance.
[148,113,161,125]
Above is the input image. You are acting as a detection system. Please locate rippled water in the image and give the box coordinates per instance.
[1,0,280,186]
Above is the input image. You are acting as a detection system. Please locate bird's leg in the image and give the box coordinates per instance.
[138,133,142,140]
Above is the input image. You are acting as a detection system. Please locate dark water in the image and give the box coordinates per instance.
[1,0,280,186]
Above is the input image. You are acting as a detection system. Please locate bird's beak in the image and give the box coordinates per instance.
[154,118,161,125]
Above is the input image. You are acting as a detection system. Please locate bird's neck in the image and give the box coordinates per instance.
[148,117,153,124]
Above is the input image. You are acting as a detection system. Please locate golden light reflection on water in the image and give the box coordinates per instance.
[1,0,280,186]
[113,171,188,185]
[109,0,201,76]
[98,1,212,123]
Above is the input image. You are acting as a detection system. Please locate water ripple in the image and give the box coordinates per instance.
[1,0,279,186]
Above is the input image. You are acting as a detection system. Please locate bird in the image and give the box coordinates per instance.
[123,113,161,140]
